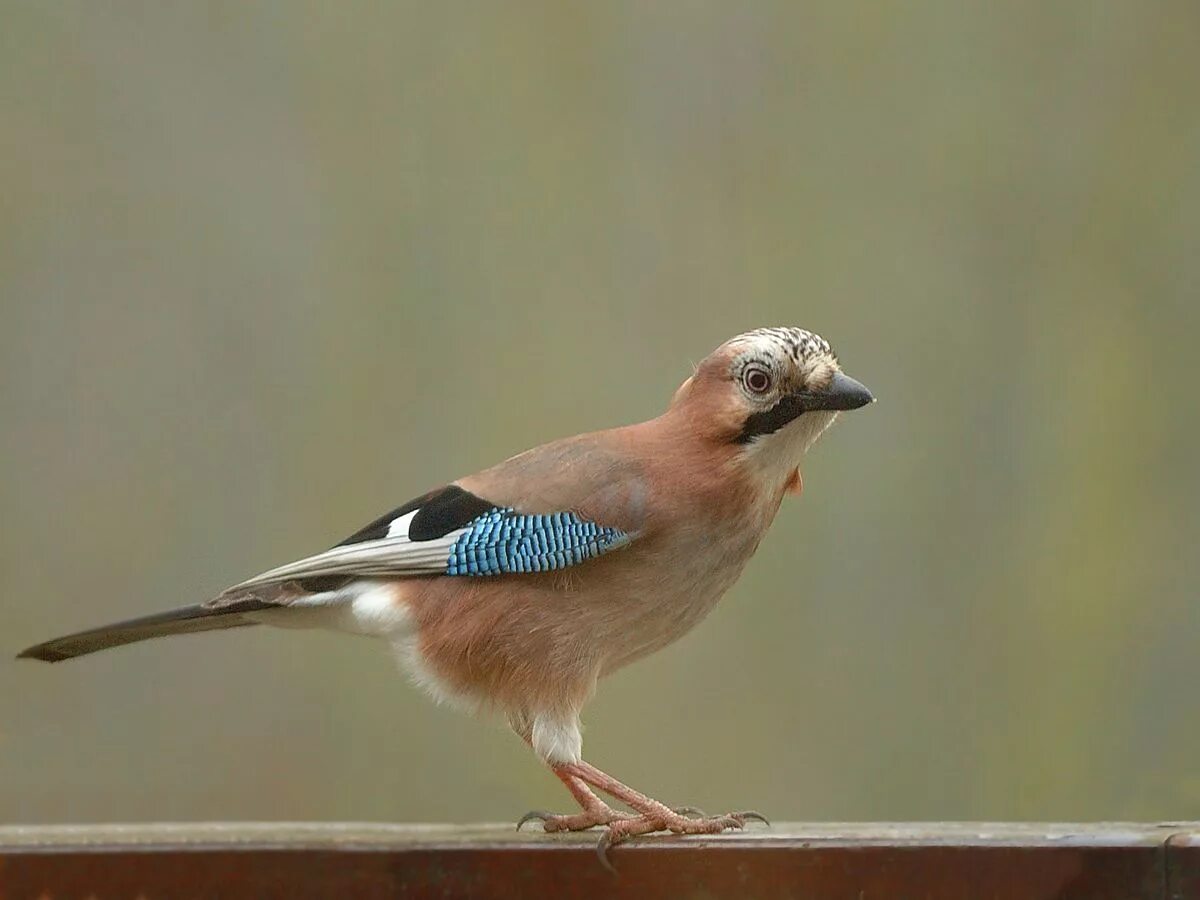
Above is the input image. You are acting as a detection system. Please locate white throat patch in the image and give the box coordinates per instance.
[739,410,839,482]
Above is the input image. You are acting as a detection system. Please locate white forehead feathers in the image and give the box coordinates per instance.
[726,327,834,364]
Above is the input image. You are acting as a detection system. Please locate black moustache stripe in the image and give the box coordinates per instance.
[733,395,808,444]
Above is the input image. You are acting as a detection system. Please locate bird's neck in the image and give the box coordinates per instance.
[630,409,815,526]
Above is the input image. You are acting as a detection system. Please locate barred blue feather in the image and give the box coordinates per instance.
[445,508,630,576]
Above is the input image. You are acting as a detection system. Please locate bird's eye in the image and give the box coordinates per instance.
[742,366,772,395]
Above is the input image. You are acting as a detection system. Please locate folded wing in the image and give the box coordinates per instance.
[226,435,647,594]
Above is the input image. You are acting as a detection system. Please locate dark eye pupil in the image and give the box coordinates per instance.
[746,370,770,392]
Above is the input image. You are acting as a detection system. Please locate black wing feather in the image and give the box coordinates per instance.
[336,485,495,546]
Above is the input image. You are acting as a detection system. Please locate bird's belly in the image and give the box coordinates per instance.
[596,555,749,675]
[399,524,767,712]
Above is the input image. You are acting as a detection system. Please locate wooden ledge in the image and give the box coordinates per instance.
[2,822,1198,898]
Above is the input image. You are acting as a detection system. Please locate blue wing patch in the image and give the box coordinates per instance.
[445,509,630,576]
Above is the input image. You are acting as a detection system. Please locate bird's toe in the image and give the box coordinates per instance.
[515,810,553,831]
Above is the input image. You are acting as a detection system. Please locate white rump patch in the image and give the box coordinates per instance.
[344,580,413,636]
[248,579,413,638]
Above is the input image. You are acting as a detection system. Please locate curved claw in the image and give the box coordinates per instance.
[735,810,771,826]
[673,805,708,818]
[595,830,619,875]
[515,810,552,831]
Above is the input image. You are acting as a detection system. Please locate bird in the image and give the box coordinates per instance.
[19,326,873,857]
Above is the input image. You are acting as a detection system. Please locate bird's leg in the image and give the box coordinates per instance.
[560,760,768,848]
[516,769,631,832]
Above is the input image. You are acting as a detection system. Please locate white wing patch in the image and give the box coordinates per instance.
[386,510,418,538]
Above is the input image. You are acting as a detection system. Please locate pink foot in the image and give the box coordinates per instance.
[516,805,630,833]
[602,808,766,843]
[592,808,767,872]
[549,760,768,871]
[516,769,632,832]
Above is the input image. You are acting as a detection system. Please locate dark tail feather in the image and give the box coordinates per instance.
[17,602,266,663]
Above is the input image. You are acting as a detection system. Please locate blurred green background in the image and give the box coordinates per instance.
[3,2,1199,826]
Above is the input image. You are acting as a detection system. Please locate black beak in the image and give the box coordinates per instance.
[734,370,874,443]
[803,371,874,411]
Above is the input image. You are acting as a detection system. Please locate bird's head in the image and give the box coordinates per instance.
[670,327,873,481]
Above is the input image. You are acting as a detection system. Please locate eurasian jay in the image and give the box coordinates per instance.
[20,326,873,853]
